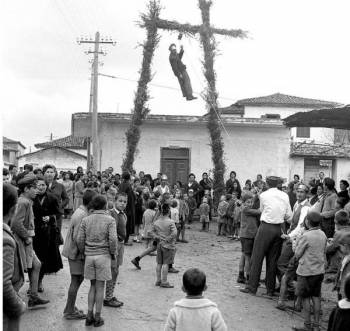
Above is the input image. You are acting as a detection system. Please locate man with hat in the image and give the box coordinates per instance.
[240,176,292,296]
[169,43,197,101]
[11,174,50,308]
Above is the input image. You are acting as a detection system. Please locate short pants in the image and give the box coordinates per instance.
[68,258,84,275]
[156,245,175,265]
[296,274,324,298]
[84,254,112,281]
[111,243,124,268]
[240,237,254,255]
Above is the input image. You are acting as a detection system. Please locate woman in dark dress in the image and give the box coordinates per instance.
[226,171,242,199]
[199,172,213,203]
[134,186,144,243]
[338,180,350,204]
[32,176,63,292]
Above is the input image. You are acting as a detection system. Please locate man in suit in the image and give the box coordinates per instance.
[315,171,325,186]
[169,43,197,101]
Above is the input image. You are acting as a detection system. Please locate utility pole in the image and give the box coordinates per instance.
[77,32,116,172]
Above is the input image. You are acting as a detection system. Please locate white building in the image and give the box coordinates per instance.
[71,93,350,187]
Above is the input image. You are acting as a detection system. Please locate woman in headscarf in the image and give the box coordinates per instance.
[32,176,63,292]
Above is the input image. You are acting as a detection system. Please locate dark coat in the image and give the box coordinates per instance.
[169,48,186,77]
[3,223,25,320]
[47,181,69,215]
[225,178,242,199]
[32,192,63,274]
[184,181,201,206]
[134,194,144,226]
[118,181,135,236]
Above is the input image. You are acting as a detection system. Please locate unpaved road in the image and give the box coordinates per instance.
[19,220,337,330]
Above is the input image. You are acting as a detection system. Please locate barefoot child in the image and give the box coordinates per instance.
[292,211,327,331]
[199,197,210,231]
[104,192,128,308]
[164,268,227,331]
[77,195,117,327]
[150,203,177,288]
[217,195,228,236]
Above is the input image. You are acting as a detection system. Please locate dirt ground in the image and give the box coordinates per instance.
[19,219,338,331]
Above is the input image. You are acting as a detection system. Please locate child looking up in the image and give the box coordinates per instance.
[327,274,350,331]
[150,203,177,288]
[164,268,227,331]
[217,195,228,236]
[199,197,210,231]
[293,211,327,331]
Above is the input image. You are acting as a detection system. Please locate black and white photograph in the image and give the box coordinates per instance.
[2,0,350,330]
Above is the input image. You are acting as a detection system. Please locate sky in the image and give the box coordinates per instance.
[1,0,350,151]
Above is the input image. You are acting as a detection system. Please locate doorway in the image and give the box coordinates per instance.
[161,148,190,186]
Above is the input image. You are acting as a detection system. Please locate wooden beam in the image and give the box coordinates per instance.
[141,18,248,39]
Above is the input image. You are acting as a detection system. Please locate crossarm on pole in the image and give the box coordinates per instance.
[140,18,248,39]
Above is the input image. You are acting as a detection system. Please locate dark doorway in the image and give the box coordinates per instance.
[161,148,190,186]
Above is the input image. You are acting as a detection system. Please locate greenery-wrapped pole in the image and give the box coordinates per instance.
[198,0,225,205]
[121,0,160,172]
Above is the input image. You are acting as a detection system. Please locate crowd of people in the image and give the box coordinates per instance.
[3,163,350,330]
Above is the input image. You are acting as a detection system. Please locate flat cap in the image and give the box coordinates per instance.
[17,173,37,186]
[266,176,283,185]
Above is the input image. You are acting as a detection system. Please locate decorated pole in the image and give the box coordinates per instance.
[121,0,160,172]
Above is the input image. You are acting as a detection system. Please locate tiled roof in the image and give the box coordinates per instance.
[219,104,245,115]
[290,142,350,158]
[18,146,87,159]
[236,93,340,108]
[35,135,87,149]
[3,137,26,149]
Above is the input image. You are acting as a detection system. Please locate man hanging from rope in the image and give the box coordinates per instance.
[169,33,197,101]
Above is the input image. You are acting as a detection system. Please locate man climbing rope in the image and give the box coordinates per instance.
[168,35,197,101]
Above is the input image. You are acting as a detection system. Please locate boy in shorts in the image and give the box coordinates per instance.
[164,268,227,331]
[104,192,128,308]
[77,195,117,327]
[292,211,327,331]
[237,192,260,284]
[150,203,177,288]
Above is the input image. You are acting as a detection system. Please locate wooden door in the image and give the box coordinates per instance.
[161,148,190,186]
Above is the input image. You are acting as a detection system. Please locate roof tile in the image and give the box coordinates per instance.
[35,135,87,149]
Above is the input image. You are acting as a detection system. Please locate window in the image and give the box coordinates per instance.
[296,127,310,138]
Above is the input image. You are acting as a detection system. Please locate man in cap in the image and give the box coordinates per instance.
[11,174,50,308]
[240,176,292,296]
[153,175,170,196]
[169,43,197,101]
[276,183,311,310]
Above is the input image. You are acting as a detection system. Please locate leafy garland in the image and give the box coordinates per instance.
[198,0,225,205]
[121,0,160,172]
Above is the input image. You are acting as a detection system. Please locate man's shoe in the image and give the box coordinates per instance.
[28,295,50,308]
[103,297,123,308]
[155,280,161,286]
[239,288,256,295]
[186,96,197,101]
[94,317,104,327]
[124,242,133,246]
[64,310,87,320]
[168,268,179,273]
[85,316,95,326]
[181,239,189,243]
[276,301,287,311]
[131,258,141,270]
[160,282,174,288]
[237,272,246,284]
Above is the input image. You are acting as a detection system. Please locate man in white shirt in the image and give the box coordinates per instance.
[240,176,292,296]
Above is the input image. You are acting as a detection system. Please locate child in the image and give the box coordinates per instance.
[150,203,177,288]
[217,195,228,236]
[326,210,350,274]
[164,268,227,331]
[237,192,261,284]
[225,193,237,238]
[142,199,158,249]
[199,197,210,231]
[104,192,128,308]
[204,189,213,221]
[134,187,144,243]
[187,189,197,224]
[130,200,158,270]
[232,198,242,240]
[178,192,189,243]
[170,200,181,241]
[292,210,327,331]
[327,274,350,331]
[77,195,117,327]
